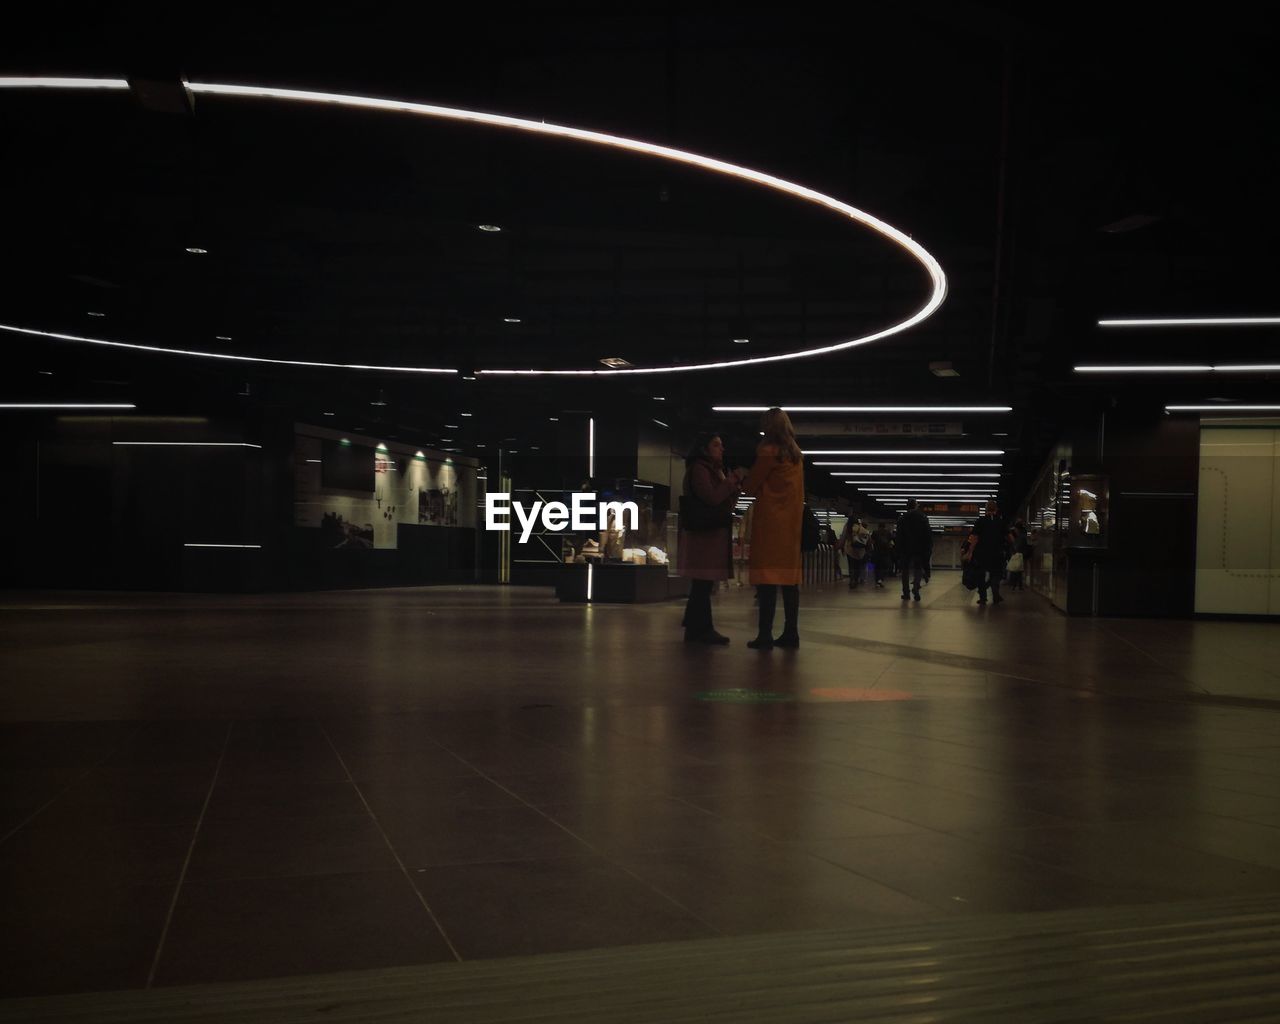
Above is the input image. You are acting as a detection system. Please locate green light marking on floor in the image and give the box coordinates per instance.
[694,689,793,703]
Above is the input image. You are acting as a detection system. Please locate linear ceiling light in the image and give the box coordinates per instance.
[813,461,1002,467]
[1,77,947,377]
[1099,317,1280,327]
[1,402,136,409]
[1076,364,1280,374]
[113,441,262,448]
[0,323,456,375]
[830,471,1000,477]
[184,543,263,549]
[713,405,1010,413]
[808,449,1004,456]
[1166,404,1280,412]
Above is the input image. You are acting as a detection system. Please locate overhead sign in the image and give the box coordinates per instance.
[920,502,982,515]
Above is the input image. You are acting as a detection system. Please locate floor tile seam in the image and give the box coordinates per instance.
[316,723,464,964]
[934,822,1280,894]
[421,734,726,941]
[799,845,959,914]
[503,721,719,769]
[145,722,233,989]
[0,723,147,849]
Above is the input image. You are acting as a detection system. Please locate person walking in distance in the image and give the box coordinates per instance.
[896,499,933,602]
[677,433,743,643]
[741,408,805,649]
[841,517,870,589]
[872,523,892,588]
[964,500,1014,605]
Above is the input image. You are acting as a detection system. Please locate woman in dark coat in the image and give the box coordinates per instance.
[678,433,743,644]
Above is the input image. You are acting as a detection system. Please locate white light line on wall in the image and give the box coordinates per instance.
[1166,405,1280,412]
[807,450,1004,456]
[113,441,263,448]
[183,543,263,549]
[0,403,136,409]
[1099,317,1280,327]
[713,405,1011,413]
[587,562,594,602]
[0,323,456,375]
[588,417,595,476]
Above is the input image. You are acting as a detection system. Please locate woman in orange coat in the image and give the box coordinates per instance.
[741,408,805,649]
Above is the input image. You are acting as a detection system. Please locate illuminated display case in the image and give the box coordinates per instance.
[1068,474,1109,549]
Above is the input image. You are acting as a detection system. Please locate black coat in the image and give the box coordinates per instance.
[896,509,933,558]
[969,516,1010,570]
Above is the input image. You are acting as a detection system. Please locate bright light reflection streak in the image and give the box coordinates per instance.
[0,323,456,375]
[588,417,595,476]
[0,403,135,409]
[184,543,262,549]
[831,471,999,477]
[587,563,593,602]
[0,77,128,91]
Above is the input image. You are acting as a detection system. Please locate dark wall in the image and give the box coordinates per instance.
[1066,407,1199,617]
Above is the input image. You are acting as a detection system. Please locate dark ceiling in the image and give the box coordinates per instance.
[5,9,1278,509]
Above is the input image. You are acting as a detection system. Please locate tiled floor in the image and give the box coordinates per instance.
[1,573,1278,998]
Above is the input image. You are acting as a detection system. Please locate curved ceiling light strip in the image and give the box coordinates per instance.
[0,77,947,377]
[0,323,456,375]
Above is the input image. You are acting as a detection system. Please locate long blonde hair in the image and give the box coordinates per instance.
[760,408,802,462]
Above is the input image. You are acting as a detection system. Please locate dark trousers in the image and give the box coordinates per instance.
[756,584,799,640]
[901,555,925,597]
[977,570,1002,602]
[683,579,714,635]
[1009,571,1024,590]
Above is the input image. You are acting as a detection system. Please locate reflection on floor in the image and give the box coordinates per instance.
[1,573,1278,999]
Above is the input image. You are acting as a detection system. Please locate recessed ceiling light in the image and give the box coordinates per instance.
[653,419,670,428]
[460,412,472,417]
[503,317,521,324]
[215,335,232,341]
[323,411,335,416]
[600,357,633,369]
[462,375,477,381]
[531,445,541,450]
[446,423,460,429]
[38,370,53,375]
[86,311,105,317]
[185,247,208,254]
[477,224,502,233]
[440,437,453,441]
[549,417,559,422]
[733,338,750,345]
[653,396,665,401]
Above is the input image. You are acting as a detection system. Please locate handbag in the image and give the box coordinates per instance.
[1007,552,1024,573]
[800,504,820,552]
[962,563,984,590]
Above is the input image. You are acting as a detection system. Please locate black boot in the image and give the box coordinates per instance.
[775,586,800,647]
[748,585,776,649]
